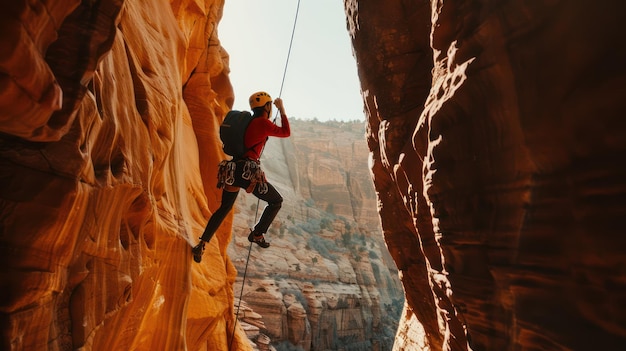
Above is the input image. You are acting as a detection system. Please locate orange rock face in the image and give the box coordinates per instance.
[0,1,244,350]
[347,0,626,350]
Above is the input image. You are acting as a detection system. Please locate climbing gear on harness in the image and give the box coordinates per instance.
[242,160,268,194]
[192,240,205,263]
[249,91,272,109]
[217,159,268,194]
[248,230,270,248]
[217,160,237,186]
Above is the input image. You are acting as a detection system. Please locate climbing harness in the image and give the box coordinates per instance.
[229,0,301,349]
[217,159,268,194]
[218,160,237,186]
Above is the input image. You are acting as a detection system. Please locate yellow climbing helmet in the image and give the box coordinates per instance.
[249,91,272,109]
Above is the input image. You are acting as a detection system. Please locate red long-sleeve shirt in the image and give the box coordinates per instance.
[243,114,290,160]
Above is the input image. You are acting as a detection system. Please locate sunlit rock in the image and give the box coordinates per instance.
[0,0,243,350]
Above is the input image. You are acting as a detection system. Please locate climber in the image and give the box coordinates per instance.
[192,91,291,263]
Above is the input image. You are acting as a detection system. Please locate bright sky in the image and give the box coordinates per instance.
[218,0,364,121]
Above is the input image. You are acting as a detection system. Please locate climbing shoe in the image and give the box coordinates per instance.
[248,231,270,248]
[192,240,205,263]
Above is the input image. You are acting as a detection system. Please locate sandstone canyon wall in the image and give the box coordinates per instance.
[346,0,626,350]
[0,1,250,350]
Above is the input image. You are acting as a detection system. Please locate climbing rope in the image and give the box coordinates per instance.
[229,0,301,349]
[276,0,301,104]
[229,212,257,350]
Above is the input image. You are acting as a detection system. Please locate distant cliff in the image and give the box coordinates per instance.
[228,118,404,351]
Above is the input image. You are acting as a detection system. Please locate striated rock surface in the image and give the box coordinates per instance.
[0,1,246,350]
[285,119,379,229]
[347,0,626,350]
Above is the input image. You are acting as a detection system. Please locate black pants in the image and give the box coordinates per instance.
[199,162,282,243]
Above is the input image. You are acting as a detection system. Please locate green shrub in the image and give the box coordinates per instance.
[308,235,337,260]
[320,217,332,230]
[341,232,352,246]
[298,218,321,234]
[369,250,379,259]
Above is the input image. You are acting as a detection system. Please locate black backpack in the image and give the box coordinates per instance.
[220,110,255,158]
